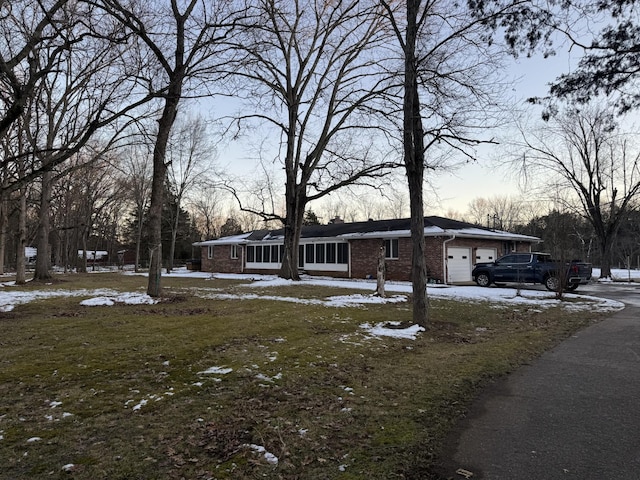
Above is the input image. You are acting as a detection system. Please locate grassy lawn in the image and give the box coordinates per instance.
[0,273,609,479]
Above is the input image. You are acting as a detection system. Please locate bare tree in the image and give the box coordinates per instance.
[0,0,67,140]
[466,195,527,230]
[121,142,153,272]
[55,153,124,273]
[165,115,215,272]
[226,0,397,280]
[1,0,156,199]
[92,0,239,296]
[515,104,640,278]
[380,0,551,326]
[3,0,156,280]
[189,183,223,240]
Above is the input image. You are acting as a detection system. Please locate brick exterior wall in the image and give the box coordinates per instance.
[350,238,446,282]
[200,245,243,273]
[200,237,536,283]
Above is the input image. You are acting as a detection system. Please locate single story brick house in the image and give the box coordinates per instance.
[193,216,540,284]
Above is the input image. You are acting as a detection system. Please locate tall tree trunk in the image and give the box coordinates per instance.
[34,170,52,280]
[0,194,6,275]
[376,243,386,297]
[279,182,306,280]
[135,213,143,273]
[404,0,428,327]
[79,228,88,273]
[62,227,69,273]
[599,237,614,279]
[16,190,27,284]
[167,202,180,274]
[147,94,180,297]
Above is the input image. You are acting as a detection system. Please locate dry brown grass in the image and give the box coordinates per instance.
[0,272,608,479]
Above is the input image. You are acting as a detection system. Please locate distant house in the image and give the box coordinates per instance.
[193,216,541,284]
[25,247,37,264]
[78,250,109,262]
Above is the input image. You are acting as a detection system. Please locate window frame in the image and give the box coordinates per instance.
[384,238,399,260]
[337,243,349,264]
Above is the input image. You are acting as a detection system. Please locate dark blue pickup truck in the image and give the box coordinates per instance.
[472,252,592,291]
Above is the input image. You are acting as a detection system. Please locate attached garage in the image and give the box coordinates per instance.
[446,247,472,283]
[475,247,497,263]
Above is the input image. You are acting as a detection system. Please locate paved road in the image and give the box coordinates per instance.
[438,283,640,480]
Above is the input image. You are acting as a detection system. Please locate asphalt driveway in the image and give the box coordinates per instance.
[437,282,640,479]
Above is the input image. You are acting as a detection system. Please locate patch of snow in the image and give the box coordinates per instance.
[247,444,279,465]
[26,437,41,443]
[198,366,233,375]
[325,294,407,306]
[131,399,148,411]
[247,278,296,288]
[80,296,114,306]
[361,321,425,340]
[62,464,75,472]
[0,287,119,312]
[49,401,62,408]
[255,372,282,383]
[81,292,157,306]
[117,292,157,305]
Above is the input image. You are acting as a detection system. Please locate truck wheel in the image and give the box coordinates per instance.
[544,275,560,291]
[476,272,491,287]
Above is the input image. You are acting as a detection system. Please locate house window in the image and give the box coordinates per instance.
[207,246,214,259]
[230,245,238,259]
[299,245,304,268]
[271,245,280,263]
[255,245,263,262]
[326,243,336,263]
[384,239,399,259]
[305,244,315,263]
[247,245,255,262]
[315,244,325,263]
[263,245,271,263]
[337,243,349,264]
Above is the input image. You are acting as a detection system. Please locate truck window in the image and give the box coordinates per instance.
[497,255,517,264]
[513,254,532,263]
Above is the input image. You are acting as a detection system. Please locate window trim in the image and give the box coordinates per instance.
[384,238,399,260]
[207,245,214,259]
[230,244,238,259]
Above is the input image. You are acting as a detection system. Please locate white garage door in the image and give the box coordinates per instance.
[447,247,472,283]
[475,248,497,264]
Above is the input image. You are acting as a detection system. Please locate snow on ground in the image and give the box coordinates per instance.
[0,268,629,339]
[205,272,624,313]
[79,292,157,306]
[0,284,157,311]
[361,321,425,340]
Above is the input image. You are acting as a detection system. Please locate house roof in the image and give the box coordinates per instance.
[193,216,540,246]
